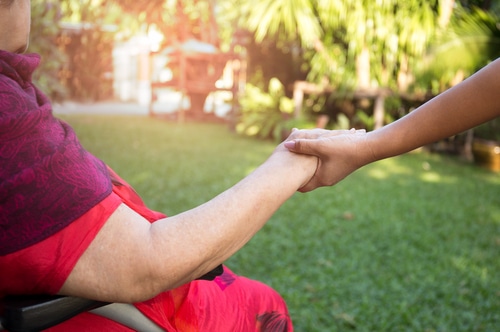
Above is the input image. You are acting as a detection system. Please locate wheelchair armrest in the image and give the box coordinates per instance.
[0,295,108,332]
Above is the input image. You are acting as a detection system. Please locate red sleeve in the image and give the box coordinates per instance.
[0,193,122,297]
[0,167,168,298]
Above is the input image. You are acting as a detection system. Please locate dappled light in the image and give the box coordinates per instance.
[452,256,490,282]
[365,157,413,180]
[420,170,445,183]
[364,153,474,185]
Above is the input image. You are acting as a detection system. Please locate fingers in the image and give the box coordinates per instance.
[284,128,330,142]
[298,180,320,193]
[287,127,365,140]
[288,128,368,192]
[284,128,366,155]
[286,128,366,143]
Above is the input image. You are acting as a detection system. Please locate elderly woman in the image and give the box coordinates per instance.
[0,1,319,330]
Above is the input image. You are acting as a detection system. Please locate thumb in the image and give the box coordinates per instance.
[284,139,316,156]
[298,179,321,193]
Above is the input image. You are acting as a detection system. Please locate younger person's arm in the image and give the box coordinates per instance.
[285,58,500,192]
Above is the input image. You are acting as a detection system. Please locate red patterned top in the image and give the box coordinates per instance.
[0,50,112,255]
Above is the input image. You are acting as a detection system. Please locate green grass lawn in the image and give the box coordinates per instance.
[62,114,500,332]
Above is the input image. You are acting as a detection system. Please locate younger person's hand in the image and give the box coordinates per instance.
[284,128,372,192]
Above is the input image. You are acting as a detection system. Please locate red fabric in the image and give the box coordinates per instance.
[142,267,293,331]
[0,193,121,297]
[2,168,293,331]
[43,313,136,332]
[45,268,292,332]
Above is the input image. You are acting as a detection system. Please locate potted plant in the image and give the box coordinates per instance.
[471,118,500,172]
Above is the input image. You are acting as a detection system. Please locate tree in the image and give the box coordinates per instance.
[29,0,126,101]
[112,0,221,47]
[238,0,445,129]
[421,5,500,92]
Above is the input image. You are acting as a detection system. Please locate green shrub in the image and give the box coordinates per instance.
[237,78,295,141]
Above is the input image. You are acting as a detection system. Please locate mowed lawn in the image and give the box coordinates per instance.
[62,114,500,332]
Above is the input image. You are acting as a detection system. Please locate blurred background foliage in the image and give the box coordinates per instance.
[30,1,68,100]
[30,0,120,101]
[29,0,500,141]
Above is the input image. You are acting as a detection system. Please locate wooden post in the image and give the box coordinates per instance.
[373,94,385,130]
[293,83,304,119]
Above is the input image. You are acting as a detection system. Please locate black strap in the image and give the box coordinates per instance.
[196,264,224,281]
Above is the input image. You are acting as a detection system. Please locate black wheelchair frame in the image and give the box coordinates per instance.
[0,295,166,332]
[0,295,107,331]
[0,266,223,331]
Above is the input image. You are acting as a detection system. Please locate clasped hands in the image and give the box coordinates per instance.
[283,128,373,193]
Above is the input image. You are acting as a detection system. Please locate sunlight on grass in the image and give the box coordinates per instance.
[493,209,500,224]
[367,153,471,184]
[417,160,460,184]
[419,171,443,183]
[452,256,490,281]
[366,157,413,179]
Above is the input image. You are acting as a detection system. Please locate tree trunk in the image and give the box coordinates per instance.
[373,94,385,130]
[356,46,371,89]
[397,55,412,92]
[188,92,208,115]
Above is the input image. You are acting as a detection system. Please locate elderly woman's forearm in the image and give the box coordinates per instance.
[59,151,317,303]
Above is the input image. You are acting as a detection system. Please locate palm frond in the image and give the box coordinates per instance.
[424,7,500,81]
